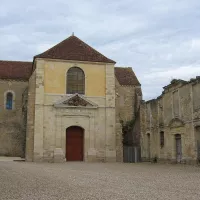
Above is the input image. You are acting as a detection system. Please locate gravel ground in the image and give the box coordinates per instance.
[0,161,200,200]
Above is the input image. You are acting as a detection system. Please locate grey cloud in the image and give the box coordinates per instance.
[1,0,200,100]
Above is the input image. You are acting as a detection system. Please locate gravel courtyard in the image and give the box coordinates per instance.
[0,161,200,200]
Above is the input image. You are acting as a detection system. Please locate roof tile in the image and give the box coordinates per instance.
[115,67,141,86]
[35,35,116,64]
[0,60,32,80]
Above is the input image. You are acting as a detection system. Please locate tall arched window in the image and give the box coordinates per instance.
[67,67,85,94]
[6,92,13,110]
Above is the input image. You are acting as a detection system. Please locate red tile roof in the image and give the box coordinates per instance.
[35,35,116,64]
[0,60,32,80]
[115,67,141,86]
[0,61,140,87]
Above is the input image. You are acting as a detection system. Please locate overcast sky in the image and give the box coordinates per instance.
[1,0,200,100]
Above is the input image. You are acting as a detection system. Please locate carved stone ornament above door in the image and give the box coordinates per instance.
[168,118,184,128]
[64,95,88,106]
[54,93,98,108]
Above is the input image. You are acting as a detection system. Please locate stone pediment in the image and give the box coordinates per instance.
[54,94,98,108]
[169,118,184,128]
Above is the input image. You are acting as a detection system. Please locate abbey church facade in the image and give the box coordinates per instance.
[1,35,199,164]
[0,35,142,162]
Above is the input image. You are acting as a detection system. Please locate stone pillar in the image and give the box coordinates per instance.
[87,114,97,161]
[140,101,146,160]
[33,59,45,162]
[54,115,65,162]
[25,70,36,161]
[105,64,116,162]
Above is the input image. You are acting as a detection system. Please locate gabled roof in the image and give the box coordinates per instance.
[115,67,141,86]
[35,35,116,64]
[0,60,32,80]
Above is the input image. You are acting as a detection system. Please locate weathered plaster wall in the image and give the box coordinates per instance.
[0,80,28,157]
[141,78,200,164]
[115,79,135,122]
[43,59,106,96]
[115,78,142,162]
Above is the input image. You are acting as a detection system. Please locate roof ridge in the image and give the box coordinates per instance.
[115,66,132,69]
[34,36,74,58]
[0,60,32,63]
[71,36,115,63]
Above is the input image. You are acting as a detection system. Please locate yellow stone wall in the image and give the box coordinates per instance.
[43,60,106,96]
[29,58,116,162]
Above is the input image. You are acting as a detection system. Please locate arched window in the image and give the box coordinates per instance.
[6,92,13,110]
[67,67,85,94]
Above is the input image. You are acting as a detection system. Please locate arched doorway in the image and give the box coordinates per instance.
[66,126,84,161]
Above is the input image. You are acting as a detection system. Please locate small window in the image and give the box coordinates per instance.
[6,92,13,110]
[67,67,85,94]
[160,131,164,148]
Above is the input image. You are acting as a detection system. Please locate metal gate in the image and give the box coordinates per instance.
[175,134,182,163]
[197,140,200,161]
[123,146,141,163]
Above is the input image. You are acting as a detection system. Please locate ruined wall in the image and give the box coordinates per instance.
[115,78,142,162]
[21,88,28,156]
[141,77,200,164]
[0,80,28,157]
[115,79,136,122]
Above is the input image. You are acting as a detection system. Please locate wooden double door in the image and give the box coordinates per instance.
[66,126,84,161]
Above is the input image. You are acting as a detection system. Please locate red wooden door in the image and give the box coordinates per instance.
[66,126,84,161]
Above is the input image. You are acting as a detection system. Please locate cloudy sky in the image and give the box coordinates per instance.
[1,0,200,100]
